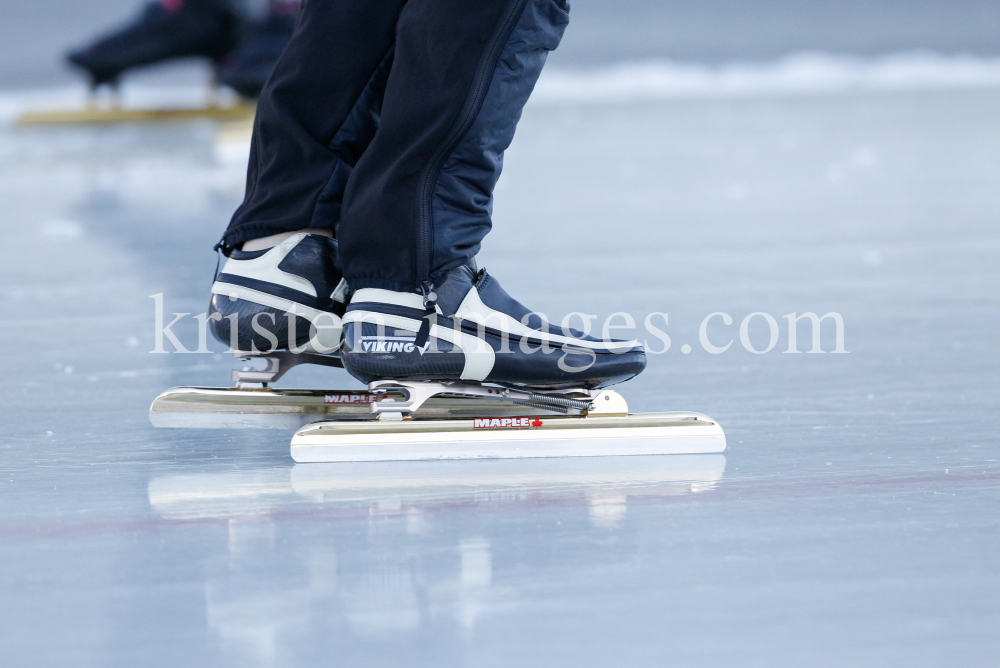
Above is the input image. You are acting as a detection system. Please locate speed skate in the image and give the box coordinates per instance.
[149,351,726,463]
[153,256,726,462]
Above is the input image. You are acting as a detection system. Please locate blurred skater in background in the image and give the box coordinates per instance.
[66,0,300,98]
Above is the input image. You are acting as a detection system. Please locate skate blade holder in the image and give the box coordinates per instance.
[231,350,343,388]
[367,380,629,420]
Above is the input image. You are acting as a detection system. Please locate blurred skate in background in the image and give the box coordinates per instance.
[17,0,299,125]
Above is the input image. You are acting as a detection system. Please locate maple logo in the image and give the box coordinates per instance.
[325,394,379,404]
[473,417,543,429]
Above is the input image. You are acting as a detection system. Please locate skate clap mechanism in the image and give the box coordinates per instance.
[150,349,726,463]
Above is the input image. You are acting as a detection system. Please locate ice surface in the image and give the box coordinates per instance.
[1,76,999,666]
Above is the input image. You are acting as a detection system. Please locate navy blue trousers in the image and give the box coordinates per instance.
[221,0,569,292]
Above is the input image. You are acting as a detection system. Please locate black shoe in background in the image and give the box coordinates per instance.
[217,12,297,99]
[66,0,241,89]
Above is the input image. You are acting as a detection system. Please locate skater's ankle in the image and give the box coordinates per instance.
[240,228,332,251]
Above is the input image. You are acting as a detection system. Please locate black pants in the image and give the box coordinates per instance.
[221,0,569,293]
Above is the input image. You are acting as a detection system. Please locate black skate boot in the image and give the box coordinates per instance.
[341,265,647,390]
[217,12,297,98]
[209,233,346,355]
[66,0,240,89]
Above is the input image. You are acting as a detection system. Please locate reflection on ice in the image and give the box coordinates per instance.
[290,456,725,529]
[588,494,628,529]
[147,469,294,519]
[457,538,493,629]
[290,455,725,502]
[146,457,726,655]
[207,520,286,662]
[147,455,727,522]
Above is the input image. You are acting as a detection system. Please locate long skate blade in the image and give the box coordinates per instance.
[291,412,726,462]
[150,387,399,430]
[149,387,585,430]
[16,101,255,126]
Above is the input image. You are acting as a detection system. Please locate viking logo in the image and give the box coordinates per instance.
[359,336,417,353]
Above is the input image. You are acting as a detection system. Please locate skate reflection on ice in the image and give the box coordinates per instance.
[287,455,727,521]
[147,468,295,520]
[145,456,725,659]
[147,456,726,521]
[457,538,492,628]
[588,493,628,529]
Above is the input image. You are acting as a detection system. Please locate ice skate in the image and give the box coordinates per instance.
[66,0,239,89]
[151,263,725,461]
[284,266,724,461]
[19,0,252,125]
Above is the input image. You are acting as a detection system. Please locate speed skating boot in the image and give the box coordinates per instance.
[341,264,646,390]
[209,233,346,355]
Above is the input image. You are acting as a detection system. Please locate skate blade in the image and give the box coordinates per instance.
[290,412,726,463]
[149,386,585,430]
[16,101,255,126]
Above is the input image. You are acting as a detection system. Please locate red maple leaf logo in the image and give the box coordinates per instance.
[531,419,543,428]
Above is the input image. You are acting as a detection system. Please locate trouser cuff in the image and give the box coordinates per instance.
[216,222,333,254]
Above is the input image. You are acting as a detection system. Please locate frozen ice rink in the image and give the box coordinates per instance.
[2,58,1000,666]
